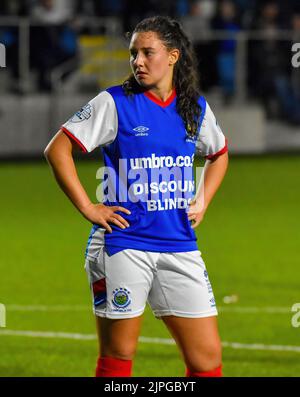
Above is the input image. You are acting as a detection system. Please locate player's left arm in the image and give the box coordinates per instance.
[188,151,228,228]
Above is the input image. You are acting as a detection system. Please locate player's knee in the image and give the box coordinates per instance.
[185,342,222,373]
[102,344,137,361]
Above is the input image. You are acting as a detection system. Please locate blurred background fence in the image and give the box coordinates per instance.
[0,0,299,157]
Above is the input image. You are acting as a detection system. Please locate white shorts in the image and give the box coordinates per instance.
[84,245,218,320]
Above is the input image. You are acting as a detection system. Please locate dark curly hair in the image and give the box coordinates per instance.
[122,15,202,138]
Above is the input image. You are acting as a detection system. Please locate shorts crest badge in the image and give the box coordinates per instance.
[112,288,131,309]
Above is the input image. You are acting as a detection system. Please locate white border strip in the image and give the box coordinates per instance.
[1,330,300,353]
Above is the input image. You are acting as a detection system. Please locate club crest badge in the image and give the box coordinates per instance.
[112,288,131,309]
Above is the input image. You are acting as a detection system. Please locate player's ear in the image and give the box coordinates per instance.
[168,48,180,66]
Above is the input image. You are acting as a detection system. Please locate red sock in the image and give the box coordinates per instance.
[95,356,132,377]
[186,365,222,377]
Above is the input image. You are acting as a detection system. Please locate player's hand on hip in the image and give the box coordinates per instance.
[187,199,205,229]
[81,203,131,233]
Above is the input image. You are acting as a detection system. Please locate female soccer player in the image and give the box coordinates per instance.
[44,16,228,377]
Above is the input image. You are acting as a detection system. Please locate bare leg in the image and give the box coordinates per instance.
[162,315,222,373]
[95,315,144,360]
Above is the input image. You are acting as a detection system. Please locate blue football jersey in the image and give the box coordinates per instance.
[62,85,227,256]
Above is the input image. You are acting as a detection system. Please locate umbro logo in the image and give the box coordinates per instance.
[133,126,149,136]
[133,126,149,133]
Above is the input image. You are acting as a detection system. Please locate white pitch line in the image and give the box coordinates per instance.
[222,342,300,353]
[0,329,96,340]
[139,336,176,345]
[5,305,89,312]
[4,305,293,314]
[218,307,292,314]
[1,330,300,353]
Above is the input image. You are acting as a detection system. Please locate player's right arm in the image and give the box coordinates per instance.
[44,129,130,233]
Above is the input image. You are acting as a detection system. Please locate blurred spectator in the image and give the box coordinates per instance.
[122,0,177,33]
[186,0,216,32]
[175,0,191,17]
[182,1,218,92]
[233,0,257,28]
[29,0,78,92]
[31,0,74,24]
[250,1,300,125]
[92,0,124,17]
[0,1,30,93]
[0,0,29,16]
[212,0,241,104]
[290,11,300,119]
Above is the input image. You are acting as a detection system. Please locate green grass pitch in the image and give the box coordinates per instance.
[0,154,300,377]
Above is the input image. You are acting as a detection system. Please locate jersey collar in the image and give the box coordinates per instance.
[144,88,176,108]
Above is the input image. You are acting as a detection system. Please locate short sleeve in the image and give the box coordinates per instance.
[61,90,118,153]
[196,101,228,159]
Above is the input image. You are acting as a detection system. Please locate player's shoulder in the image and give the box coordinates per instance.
[89,86,124,108]
[105,84,126,99]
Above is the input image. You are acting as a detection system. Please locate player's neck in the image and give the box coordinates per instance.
[148,83,175,103]
[149,79,174,102]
